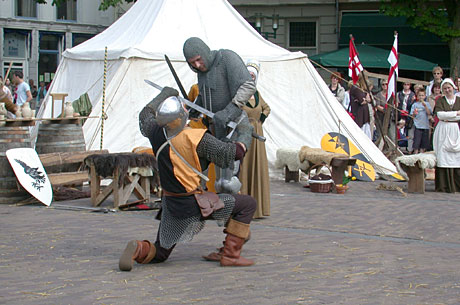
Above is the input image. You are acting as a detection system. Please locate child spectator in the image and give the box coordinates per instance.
[396,119,408,150]
[410,88,432,154]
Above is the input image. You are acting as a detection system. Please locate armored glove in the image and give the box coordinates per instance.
[213,102,242,140]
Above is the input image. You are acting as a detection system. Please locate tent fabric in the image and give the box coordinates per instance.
[63,0,301,62]
[309,44,437,72]
[36,0,398,176]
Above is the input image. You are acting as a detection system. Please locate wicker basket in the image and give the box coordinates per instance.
[308,164,334,193]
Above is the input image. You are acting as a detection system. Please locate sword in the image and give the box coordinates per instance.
[144,79,266,142]
[144,79,218,121]
[164,55,189,99]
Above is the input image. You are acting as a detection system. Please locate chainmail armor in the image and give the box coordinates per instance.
[159,194,235,249]
[183,38,255,114]
[196,133,236,168]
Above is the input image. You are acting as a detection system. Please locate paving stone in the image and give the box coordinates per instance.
[0,178,459,304]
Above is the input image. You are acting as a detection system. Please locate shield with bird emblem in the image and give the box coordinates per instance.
[6,148,52,206]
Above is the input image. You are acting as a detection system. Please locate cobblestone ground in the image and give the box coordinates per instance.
[1,177,459,305]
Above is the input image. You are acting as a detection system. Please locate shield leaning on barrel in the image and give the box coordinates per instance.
[6,148,53,206]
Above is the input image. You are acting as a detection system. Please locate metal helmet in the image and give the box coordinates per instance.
[156,96,189,139]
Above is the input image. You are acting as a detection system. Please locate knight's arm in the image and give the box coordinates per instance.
[196,132,247,169]
[232,80,256,108]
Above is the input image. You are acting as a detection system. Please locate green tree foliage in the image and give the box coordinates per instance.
[34,0,136,11]
[380,0,460,73]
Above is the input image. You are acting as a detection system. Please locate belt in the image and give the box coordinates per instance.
[163,189,202,197]
[441,120,459,123]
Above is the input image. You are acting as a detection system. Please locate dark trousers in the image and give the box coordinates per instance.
[151,194,256,263]
[413,128,429,150]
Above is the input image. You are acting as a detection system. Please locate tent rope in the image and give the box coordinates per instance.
[100,46,108,150]
[88,59,132,149]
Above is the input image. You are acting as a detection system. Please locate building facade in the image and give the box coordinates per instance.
[0,0,448,88]
[0,0,129,86]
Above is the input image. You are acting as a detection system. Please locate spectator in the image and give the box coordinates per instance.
[410,88,432,154]
[426,66,443,97]
[432,78,460,193]
[0,76,18,115]
[349,71,372,139]
[396,119,408,150]
[342,80,353,111]
[36,81,47,111]
[239,59,271,219]
[328,72,345,105]
[455,77,460,97]
[397,82,416,153]
[373,79,388,143]
[427,82,441,149]
[12,71,32,107]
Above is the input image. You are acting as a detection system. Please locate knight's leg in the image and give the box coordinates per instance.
[203,194,255,262]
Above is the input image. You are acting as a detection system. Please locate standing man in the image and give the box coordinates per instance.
[182,37,256,140]
[12,71,32,107]
[118,87,256,271]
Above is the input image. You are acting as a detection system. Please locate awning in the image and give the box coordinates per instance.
[309,44,437,72]
[338,13,449,68]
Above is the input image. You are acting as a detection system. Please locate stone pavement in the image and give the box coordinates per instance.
[1,177,459,305]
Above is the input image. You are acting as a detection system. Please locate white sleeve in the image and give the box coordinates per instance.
[437,111,460,121]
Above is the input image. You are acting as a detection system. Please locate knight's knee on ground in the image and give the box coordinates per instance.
[119,240,156,272]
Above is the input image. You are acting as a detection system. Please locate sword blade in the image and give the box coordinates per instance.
[144,79,215,119]
[164,55,189,99]
[143,80,266,142]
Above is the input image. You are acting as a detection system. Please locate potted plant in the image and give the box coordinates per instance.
[335,175,355,194]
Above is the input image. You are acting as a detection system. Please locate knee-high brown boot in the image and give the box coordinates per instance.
[202,231,251,262]
[220,219,254,267]
[119,240,156,271]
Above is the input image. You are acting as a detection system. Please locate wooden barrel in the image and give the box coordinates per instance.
[35,124,86,154]
[35,123,86,173]
[0,126,33,204]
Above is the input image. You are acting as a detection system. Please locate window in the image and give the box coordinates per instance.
[73,33,94,47]
[3,31,28,58]
[38,32,64,85]
[289,22,316,48]
[16,0,37,18]
[57,0,77,21]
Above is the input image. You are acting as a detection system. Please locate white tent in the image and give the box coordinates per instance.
[38,0,397,176]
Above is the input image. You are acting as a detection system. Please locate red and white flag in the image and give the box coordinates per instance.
[387,34,398,101]
[348,38,363,84]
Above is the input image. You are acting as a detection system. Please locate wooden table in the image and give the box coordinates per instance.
[329,157,357,185]
[85,153,157,208]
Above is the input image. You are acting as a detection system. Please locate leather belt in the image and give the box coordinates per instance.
[163,189,202,197]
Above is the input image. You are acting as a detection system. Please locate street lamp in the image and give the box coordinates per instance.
[254,14,279,39]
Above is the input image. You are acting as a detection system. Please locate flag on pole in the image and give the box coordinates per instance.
[387,34,398,101]
[348,37,363,84]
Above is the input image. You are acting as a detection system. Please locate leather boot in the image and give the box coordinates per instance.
[119,240,156,271]
[220,219,254,267]
[202,228,251,262]
[202,243,224,261]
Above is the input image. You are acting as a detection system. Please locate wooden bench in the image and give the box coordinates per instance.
[275,148,309,183]
[299,146,356,185]
[39,150,108,186]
